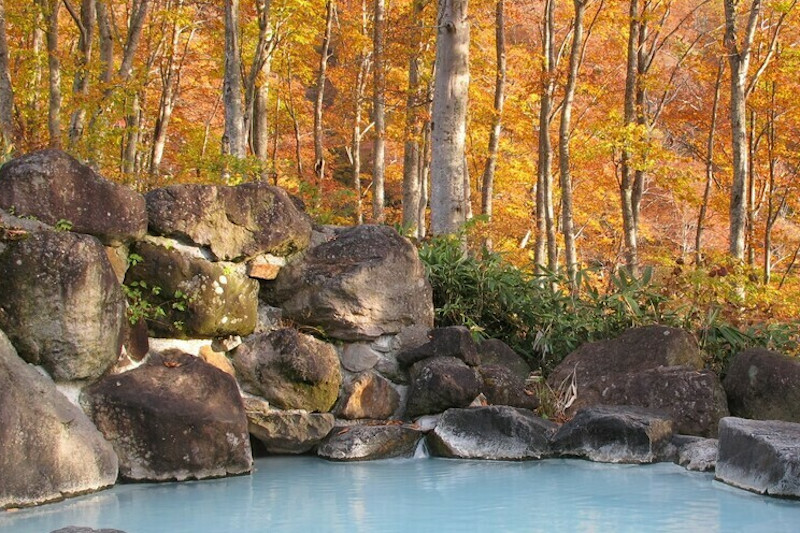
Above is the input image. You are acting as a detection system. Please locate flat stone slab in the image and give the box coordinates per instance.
[551,405,674,464]
[427,406,556,460]
[716,417,800,498]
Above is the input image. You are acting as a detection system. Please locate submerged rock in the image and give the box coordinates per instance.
[715,417,800,499]
[676,437,718,472]
[317,424,422,461]
[428,406,556,460]
[551,405,674,464]
[82,350,252,482]
[0,331,118,509]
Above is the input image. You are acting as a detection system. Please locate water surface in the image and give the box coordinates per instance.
[2,457,799,532]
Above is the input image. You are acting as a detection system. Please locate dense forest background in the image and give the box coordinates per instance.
[1,0,799,329]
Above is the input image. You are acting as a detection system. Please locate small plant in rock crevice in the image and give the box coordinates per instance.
[122,253,192,332]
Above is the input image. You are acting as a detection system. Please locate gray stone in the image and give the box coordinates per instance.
[335,371,401,420]
[477,339,531,381]
[245,402,334,454]
[677,437,718,472]
[405,356,482,419]
[427,406,557,460]
[50,528,128,533]
[0,149,147,245]
[266,225,434,341]
[232,328,342,412]
[341,343,380,372]
[478,364,539,410]
[126,239,259,338]
[82,350,252,482]
[146,182,312,261]
[723,348,800,423]
[0,230,125,381]
[715,417,800,499]
[551,405,674,464]
[1,331,118,509]
[317,425,422,461]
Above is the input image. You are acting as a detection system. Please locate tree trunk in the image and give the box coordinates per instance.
[352,0,371,225]
[480,0,505,250]
[402,0,427,239]
[0,0,16,151]
[535,0,556,272]
[223,0,246,165]
[67,0,96,148]
[695,60,723,265]
[559,0,587,286]
[314,0,335,184]
[723,0,760,261]
[372,0,386,222]
[244,0,275,179]
[619,0,639,275]
[41,0,62,148]
[430,0,470,237]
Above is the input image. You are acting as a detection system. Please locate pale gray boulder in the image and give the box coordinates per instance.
[0,331,118,509]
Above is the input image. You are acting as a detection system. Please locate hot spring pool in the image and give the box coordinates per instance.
[2,457,799,532]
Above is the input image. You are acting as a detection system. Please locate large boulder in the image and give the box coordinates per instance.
[478,364,538,410]
[427,406,557,460]
[477,339,531,381]
[317,425,422,461]
[398,326,480,368]
[0,230,125,381]
[0,331,118,509]
[266,225,434,341]
[81,350,253,482]
[593,366,728,437]
[723,348,800,423]
[146,182,311,261]
[716,417,800,499]
[125,239,259,338]
[231,328,342,412]
[335,371,400,420]
[546,326,716,434]
[550,405,674,464]
[405,356,482,419]
[0,149,146,245]
[245,398,334,454]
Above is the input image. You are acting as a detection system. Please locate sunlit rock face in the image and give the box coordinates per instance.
[0,330,118,509]
[716,417,800,499]
[265,225,434,341]
[0,149,147,246]
[82,350,252,482]
[0,229,125,381]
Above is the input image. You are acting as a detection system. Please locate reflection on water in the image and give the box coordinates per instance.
[2,457,799,533]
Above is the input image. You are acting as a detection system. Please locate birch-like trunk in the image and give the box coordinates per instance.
[352,0,371,225]
[313,1,335,183]
[372,0,386,222]
[67,0,95,148]
[535,0,556,272]
[244,0,275,179]
[559,0,587,286]
[0,0,16,151]
[480,0,506,243]
[223,0,246,163]
[41,0,62,148]
[430,0,470,237]
[620,0,639,275]
[695,61,723,265]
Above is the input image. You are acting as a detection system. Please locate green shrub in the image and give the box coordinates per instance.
[418,235,799,375]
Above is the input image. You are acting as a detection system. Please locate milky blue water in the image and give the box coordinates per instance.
[2,457,799,533]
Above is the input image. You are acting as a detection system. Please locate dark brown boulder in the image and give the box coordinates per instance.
[1,331,118,509]
[478,364,539,410]
[81,350,253,482]
[0,230,125,381]
[477,338,531,381]
[0,149,146,245]
[723,348,800,423]
[398,326,480,368]
[231,328,342,412]
[405,356,482,418]
[146,182,311,261]
[266,225,434,341]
